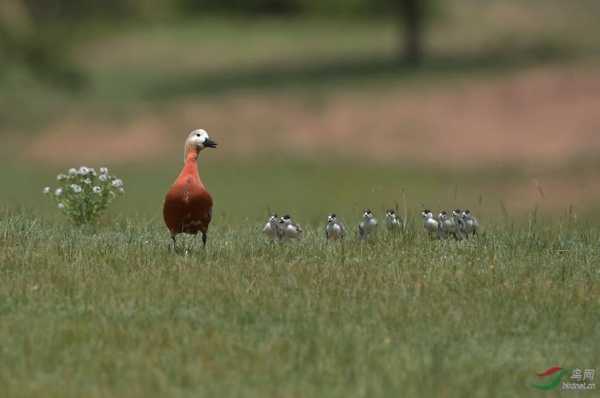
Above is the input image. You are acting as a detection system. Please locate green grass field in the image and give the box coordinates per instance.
[1,159,599,397]
[1,207,599,397]
[2,0,600,396]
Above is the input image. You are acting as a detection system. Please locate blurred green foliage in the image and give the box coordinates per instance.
[15,0,430,19]
[0,0,89,88]
[177,0,432,17]
[0,0,433,88]
[178,0,433,63]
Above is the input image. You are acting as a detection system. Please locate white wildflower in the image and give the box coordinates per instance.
[45,166,124,224]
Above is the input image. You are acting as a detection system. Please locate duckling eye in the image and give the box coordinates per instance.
[195,133,200,137]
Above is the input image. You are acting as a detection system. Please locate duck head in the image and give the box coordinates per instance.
[184,129,217,160]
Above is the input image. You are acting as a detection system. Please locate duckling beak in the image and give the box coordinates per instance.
[204,138,218,148]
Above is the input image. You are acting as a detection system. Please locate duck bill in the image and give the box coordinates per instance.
[204,138,218,148]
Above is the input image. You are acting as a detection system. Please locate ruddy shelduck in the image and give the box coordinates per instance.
[163,129,217,250]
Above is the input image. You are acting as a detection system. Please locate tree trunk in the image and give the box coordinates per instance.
[400,0,424,65]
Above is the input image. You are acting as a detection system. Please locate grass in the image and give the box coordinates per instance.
[0,156,546,224]
[2,1,600,395]
[7,155,600,226]
[1,209,599,397]
[1,158,599,398]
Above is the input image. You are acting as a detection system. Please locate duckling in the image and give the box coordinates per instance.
[438,210,462,240]
[325,213,346,240]
[384,209,402,232]
[280,214,303,240]
[421,209,439,238]
[452,209,466,238]
[358,209,378,240]
[263,214,282,240]
[462,209,480,237]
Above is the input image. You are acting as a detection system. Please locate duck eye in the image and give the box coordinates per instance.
[196,134,200,137]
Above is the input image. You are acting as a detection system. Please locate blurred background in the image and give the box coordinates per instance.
[1,0,600,225]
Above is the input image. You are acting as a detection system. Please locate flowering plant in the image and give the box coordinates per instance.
[43,166,124,225]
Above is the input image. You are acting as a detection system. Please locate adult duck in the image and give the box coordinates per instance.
[163,129,217,250]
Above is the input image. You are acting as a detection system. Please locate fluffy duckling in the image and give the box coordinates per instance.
[358,209,378,240]
[438,210,462,240]
[325,213,346,240]
[462,209,480,237]
[263,214,282,240]
[452,208,466,236]
[421,209,439,238]
[280,214,303,240]
[384,209,402,232]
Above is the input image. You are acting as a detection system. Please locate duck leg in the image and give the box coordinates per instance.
[201,232,207,248]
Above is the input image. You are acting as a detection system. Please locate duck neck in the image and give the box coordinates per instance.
[181,149,200,179]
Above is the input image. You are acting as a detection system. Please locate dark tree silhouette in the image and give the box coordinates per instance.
[400,0,426,65]
[372,0,432,65]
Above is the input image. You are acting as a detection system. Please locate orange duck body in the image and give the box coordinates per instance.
[163,152,213,236]
[163,129,217,247]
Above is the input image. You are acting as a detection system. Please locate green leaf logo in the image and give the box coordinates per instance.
[532,367,567,391]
